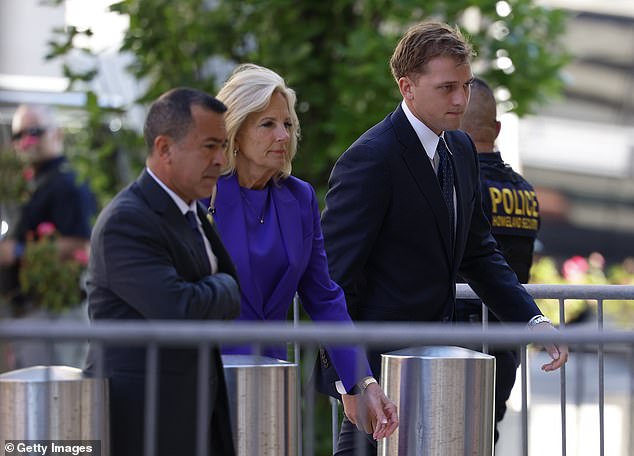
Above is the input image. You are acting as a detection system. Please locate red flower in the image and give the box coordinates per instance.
[73,248,89,266]
[562,255,589,282]
[36,222,56,238]
[23,167,34,181]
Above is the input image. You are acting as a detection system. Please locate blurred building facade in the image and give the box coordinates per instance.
[524,0,634,264]
[0,0,135,143]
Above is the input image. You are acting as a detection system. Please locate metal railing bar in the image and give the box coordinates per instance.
[293,293,301,364]
[330,397,339,454]
[572,347,585,454]
[481,301,489,354]
[3,283,633,456]
[354,343,369,456]
[292,294,303,456]
[302,344,317,456]
[457,283,634,300]
[559,297,567,456]
[143,343,158,456]
[598,298,605,456]
[629,346,634,456]
[3,321,634,346]
[93,341,105,455]
[196,342,211,456]
[521,344,528,456]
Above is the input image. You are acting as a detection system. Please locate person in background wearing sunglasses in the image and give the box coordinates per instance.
[0,104,97,368]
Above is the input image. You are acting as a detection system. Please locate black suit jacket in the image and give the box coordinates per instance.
[321,104,541,377]
[85,169,240,456]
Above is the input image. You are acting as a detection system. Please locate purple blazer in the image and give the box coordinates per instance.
[213,173,370,391]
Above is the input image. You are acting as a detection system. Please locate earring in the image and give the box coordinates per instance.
[233,148,238,157]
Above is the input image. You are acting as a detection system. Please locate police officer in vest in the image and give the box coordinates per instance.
[456,77,541,443]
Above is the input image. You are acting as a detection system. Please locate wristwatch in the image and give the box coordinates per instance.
[357,376,378,394]
[527,314,552,329]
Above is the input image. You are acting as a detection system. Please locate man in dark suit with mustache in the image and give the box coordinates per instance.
[85,88,241,456]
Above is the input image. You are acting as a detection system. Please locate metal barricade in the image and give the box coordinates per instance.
[222,355,298,456]
[1,284,634,456]
[379,346,495,456]
[0,365,109,455]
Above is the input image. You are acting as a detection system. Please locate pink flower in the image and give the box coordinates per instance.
[73,248,89,266]
[23,167,34,181]
[36,222,56,238]
[562,255,589,283]
[588,252,605,270]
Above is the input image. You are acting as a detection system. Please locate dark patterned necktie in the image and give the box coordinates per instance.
[185,210,210,271]
[437,138,455,244]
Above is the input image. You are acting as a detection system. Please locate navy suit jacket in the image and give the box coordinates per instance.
[85,169,240,456]
[321,103,541,375]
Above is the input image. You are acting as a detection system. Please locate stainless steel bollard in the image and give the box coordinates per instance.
[0,365,109,454]
[222,355,298,456]
[378,346,495,456]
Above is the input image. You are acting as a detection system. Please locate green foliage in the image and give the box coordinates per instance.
[43,1,145,206]
[18,224,87,314]
[46,25,98,83]
[63,92,145,209]
[47,0,570,195]
[465,0,570,116]
[530,254,634,328]
[0,150,30,204]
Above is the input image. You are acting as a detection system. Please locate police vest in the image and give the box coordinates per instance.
[480,157,540,238]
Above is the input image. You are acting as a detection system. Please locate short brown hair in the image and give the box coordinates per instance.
[390,21,475,81]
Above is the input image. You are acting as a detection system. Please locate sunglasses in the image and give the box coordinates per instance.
[11,127,47,142]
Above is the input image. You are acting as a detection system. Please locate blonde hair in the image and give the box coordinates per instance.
[216,63,300,180]
[390,21,475,82]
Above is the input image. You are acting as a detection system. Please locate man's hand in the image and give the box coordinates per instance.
[341,383,398,440]
[532,321,569,372]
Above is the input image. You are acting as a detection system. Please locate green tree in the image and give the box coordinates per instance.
[47,0,569,199]
[62,93,145,209]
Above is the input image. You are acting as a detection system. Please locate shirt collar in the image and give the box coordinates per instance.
[35,156,66,176]
[401,101,443,160]
[145,167,197,216]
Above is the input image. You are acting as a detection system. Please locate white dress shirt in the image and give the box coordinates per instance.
[401,101,457,229]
